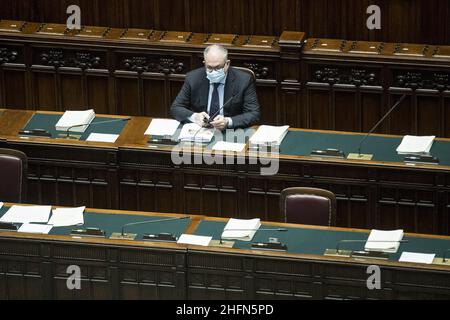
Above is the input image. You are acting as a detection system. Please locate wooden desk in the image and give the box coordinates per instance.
[0,203,449,299]
[0,109,449,235]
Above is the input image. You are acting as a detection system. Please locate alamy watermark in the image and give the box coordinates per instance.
[170,128,280,176]
[366,265,381,290]
[367,5,381,30]
[66,265,81,290]
[66,5,81,30]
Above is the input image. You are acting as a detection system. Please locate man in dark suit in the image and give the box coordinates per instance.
[170,44,260,130]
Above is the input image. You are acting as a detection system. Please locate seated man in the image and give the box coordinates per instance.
[170,44,260,130]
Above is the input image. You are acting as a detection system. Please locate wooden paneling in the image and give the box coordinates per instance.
[1,0,448,45]
[0,22,449,136]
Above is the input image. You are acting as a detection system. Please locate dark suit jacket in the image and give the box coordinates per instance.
[170,67,260,128]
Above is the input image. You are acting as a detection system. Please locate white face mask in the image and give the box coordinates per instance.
[206,68,226,83]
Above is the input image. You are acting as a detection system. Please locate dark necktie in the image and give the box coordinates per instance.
[209,83,221,119]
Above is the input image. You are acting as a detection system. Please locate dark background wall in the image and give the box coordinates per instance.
[1,0,449,45]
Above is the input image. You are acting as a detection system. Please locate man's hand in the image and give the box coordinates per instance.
[191,112,209,126]
[210,115,229,130]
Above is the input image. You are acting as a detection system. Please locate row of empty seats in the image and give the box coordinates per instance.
[0,148,336,227]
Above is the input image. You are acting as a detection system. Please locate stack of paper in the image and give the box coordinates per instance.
[0,205,51,223]
[396,135,435,155]
[365,229,404,253]
[221,218,261,241]
[145,119,180,136]
[47,206,85,227]
[249,125,289,147]
[55,109,96,132]
[178,123,214,143]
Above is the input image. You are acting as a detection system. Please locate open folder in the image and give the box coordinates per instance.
[178,123,215,143]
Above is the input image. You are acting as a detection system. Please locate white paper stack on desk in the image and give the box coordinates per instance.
[221,218,261,241]
[178,123,215,143]
[249,125,289,148]
[55,109,96,132]
[364,229,404,253]
[396,135,435,155]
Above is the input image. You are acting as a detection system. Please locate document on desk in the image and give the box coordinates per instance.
[55,109,96,132]
[86,133,119,143]
[399,252,435,264]
[221,218,261,241]
[177,234,212,246]
[178,123,214,143]
[145,118,180,136]
[212,141,246,152]
[249,125,289,146]
[364,229,404,253]
[18,223,53,234]
[0,205,51,223]
[396,135,435,154]
[47,206,85,227]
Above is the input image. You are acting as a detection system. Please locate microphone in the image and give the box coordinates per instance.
[210,227,288,249]
[109,216,190,241]
[203,94,236,128]
[58,117,131,139]
[348,94,407,160]
[441,249,450,263]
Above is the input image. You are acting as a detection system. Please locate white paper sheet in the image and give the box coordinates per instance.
[0,205,51,224]
[177,234,212,246]
[47,206,85,227]
[86,133,119,143]
[212,141,246,152]
[399,252,435,264]
[18,223,53,234]
[145,119,180,136]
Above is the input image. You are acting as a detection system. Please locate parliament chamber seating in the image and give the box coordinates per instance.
[280,187,337,227]
[0,148,27,203]
[0,1,449,301]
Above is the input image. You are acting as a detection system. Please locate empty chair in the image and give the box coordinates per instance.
[0,148,27,203]
[280,187,336,226]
